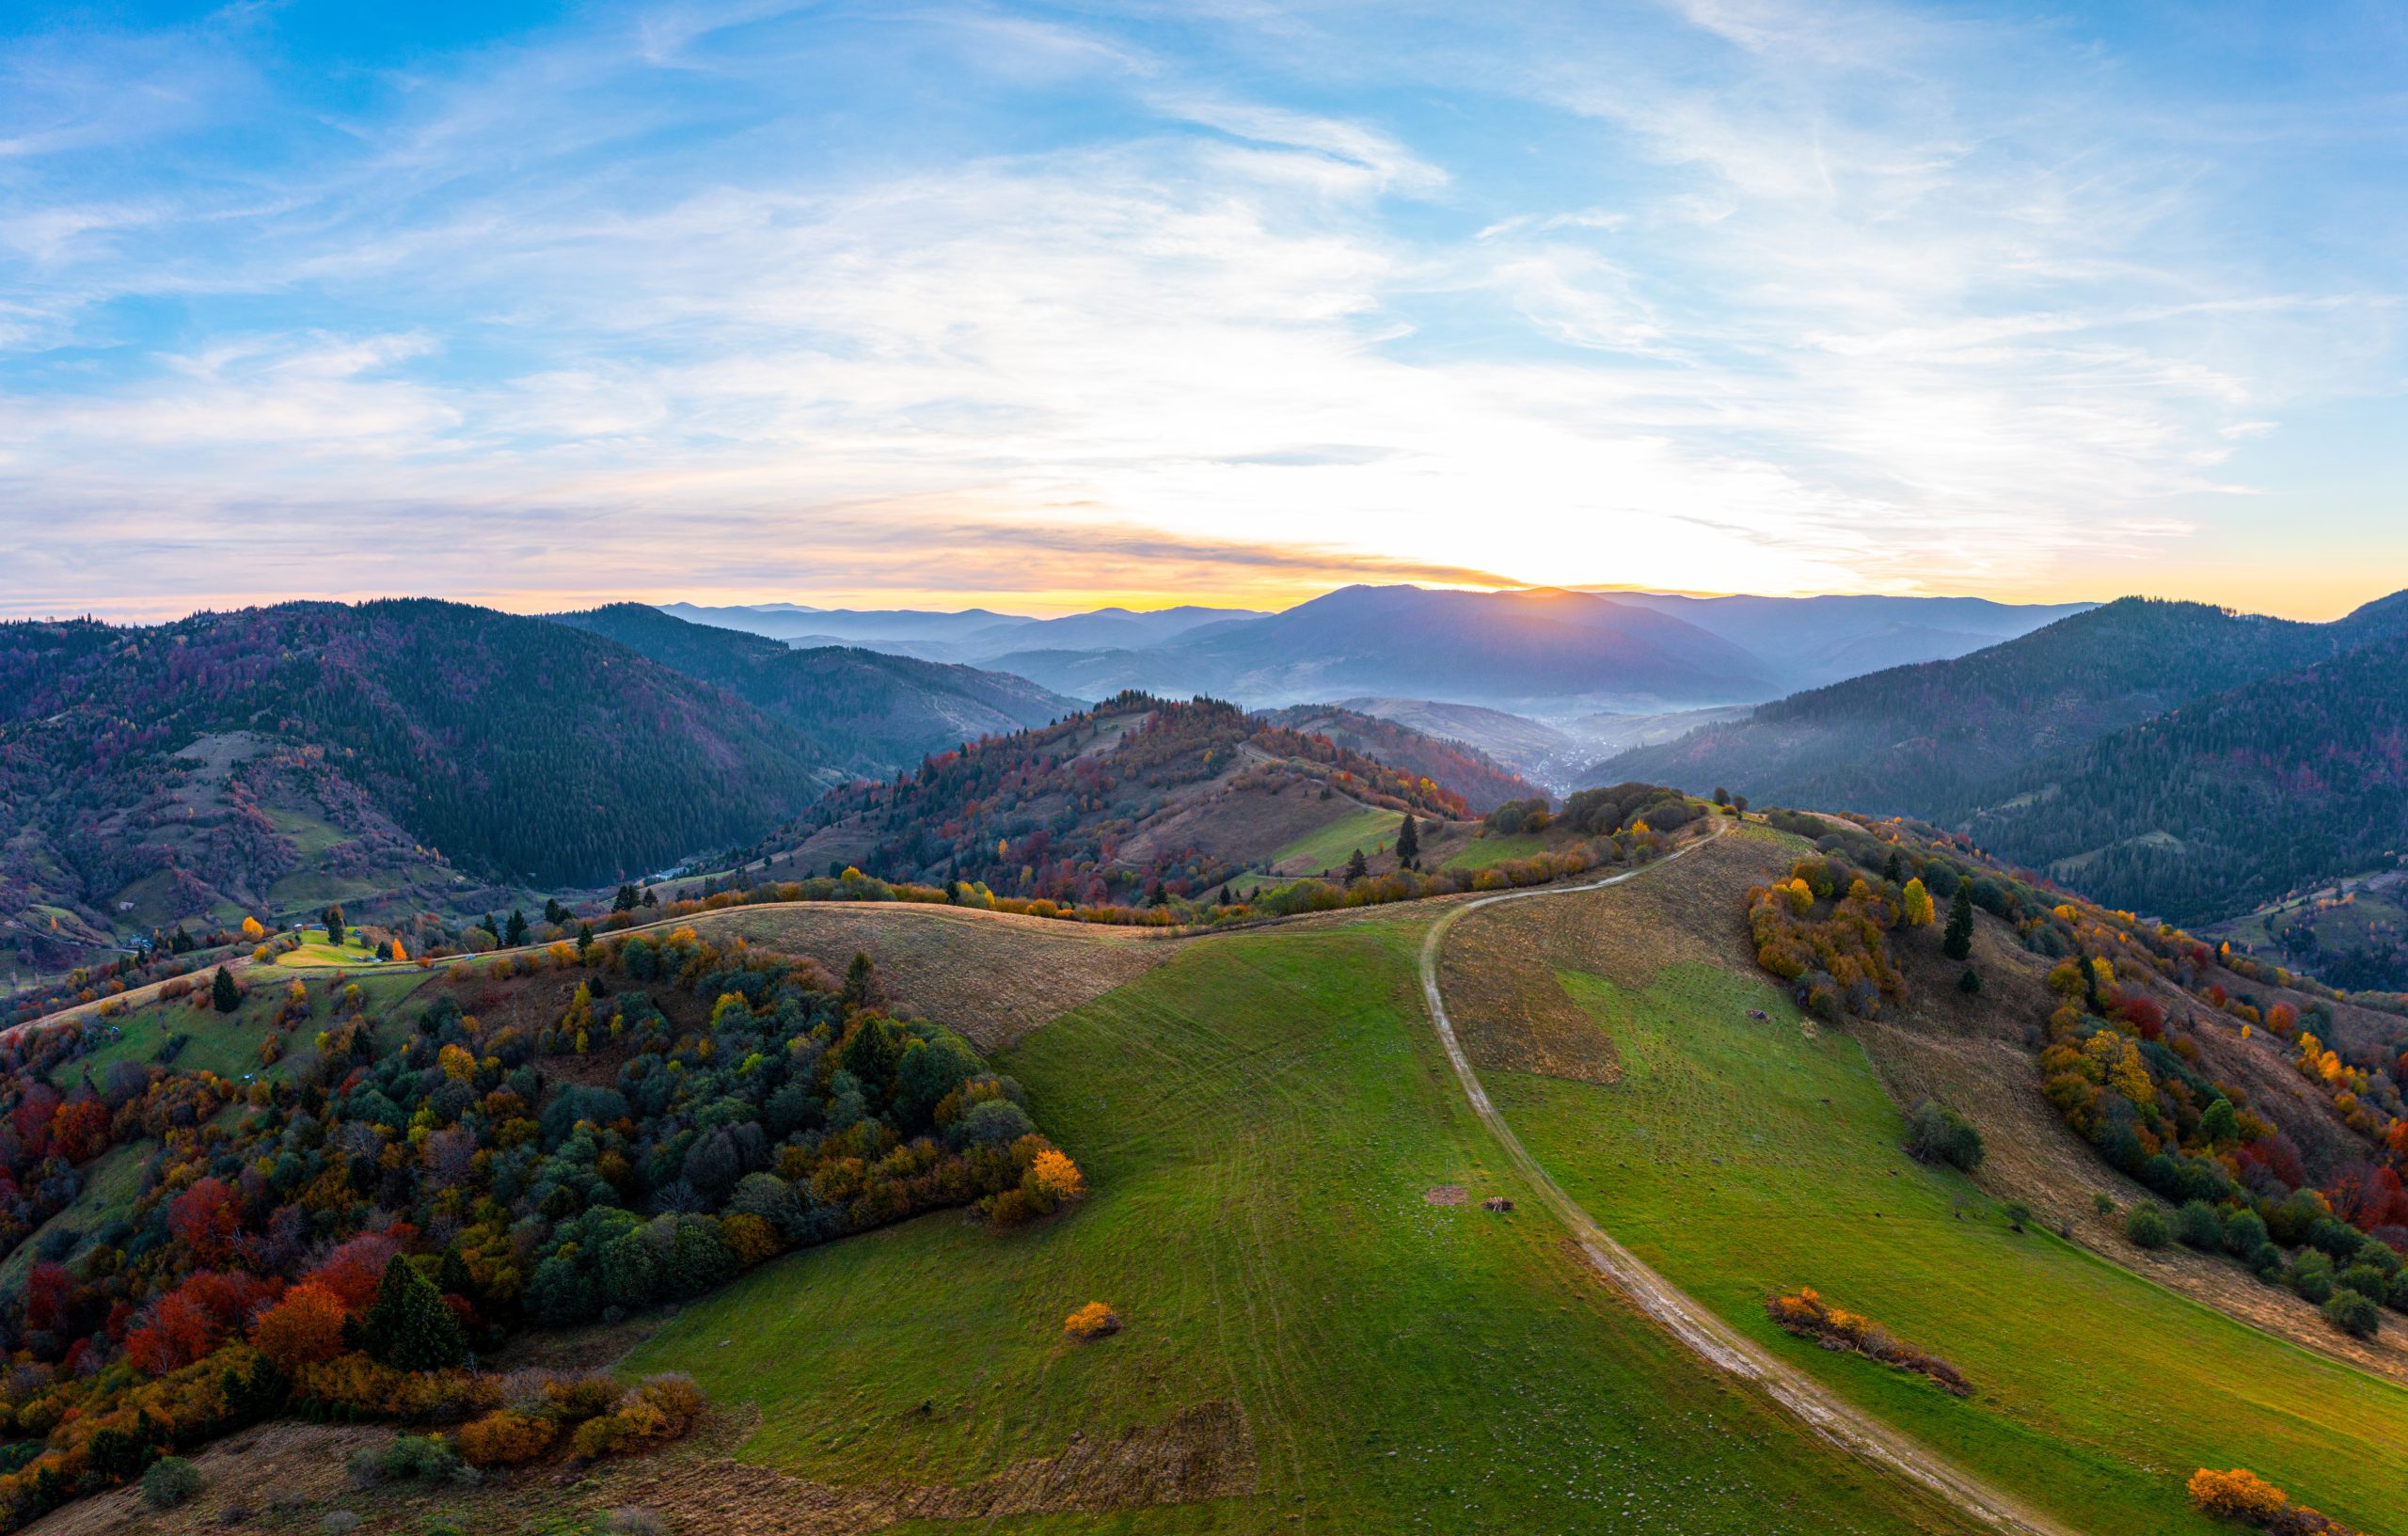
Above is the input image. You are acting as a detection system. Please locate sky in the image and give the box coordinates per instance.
[3,1,2405,623]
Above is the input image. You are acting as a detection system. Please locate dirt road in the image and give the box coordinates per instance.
[1417,821,2084,1536]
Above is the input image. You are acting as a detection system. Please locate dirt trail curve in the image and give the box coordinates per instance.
[1418,821,2083,1536]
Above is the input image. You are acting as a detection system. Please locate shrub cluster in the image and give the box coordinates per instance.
[2189,1467,2363,1535]
[1765,1288,1971,1398]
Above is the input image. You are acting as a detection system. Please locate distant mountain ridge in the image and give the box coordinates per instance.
[1601,592,2095,691]
[1965,628,2408,925]
[1598,596,2408,821]
[553,604,1081,779]
[650,585,2087,715]
[1597,589,2408,930]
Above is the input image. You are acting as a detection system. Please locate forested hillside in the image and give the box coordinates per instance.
[1253,703,1543,812]
[552,604,1081,777]
[0,603,830,949]
[1965,633,2408,926]
[1597,598,2395,820]
[779,692,1488,905]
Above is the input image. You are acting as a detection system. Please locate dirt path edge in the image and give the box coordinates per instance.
[1417,820,2084,1536]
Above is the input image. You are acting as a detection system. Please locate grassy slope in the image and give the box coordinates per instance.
[626,918,1971,1535]
[1441,831,1545,872]
[1488,958,2408,1536]
[273,932,386,967]
[49,969,429,1089]
[1268,807,1401,874]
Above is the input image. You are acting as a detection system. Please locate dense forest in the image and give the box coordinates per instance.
[1965,633,2408,926]
[0,602,832,936]
[551,604,1080,779]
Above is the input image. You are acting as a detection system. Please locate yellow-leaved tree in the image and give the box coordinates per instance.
[1900,879,1936,927]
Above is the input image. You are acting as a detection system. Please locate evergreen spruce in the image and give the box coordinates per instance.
[1941,882,1975,961]
[842,952,881,1013]
[210,966,240,1014]
[1344,847,1370,883]
[321,904,345,945]
[1395,815,1420,868]
[363,1256,467,1371]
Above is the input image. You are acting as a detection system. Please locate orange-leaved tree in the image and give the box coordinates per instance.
[2187,1467,2286,1522]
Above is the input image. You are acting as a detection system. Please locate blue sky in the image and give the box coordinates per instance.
[3,1,2404,619]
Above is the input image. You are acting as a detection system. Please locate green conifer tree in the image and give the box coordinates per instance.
[1942,882,1976,961]
[1395,815,1420,868]
[211,966,240,1014]
[363,1256,467,1371]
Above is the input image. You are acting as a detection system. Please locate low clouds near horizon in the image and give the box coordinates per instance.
[3,0,2404,621]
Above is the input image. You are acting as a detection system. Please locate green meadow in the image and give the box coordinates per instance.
[1439,831,1545,871]
[1267,807,1401,874]
[628,919,1975,1535]
[1485,958,2408,1536]
[49,966,430,1089]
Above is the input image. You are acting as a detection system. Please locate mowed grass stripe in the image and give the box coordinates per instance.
[1489,958,2408,1536]
[626,920,1981,1534]
[1268,806,1401,873]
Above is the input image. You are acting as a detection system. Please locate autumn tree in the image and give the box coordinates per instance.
[1900,879,1936,927]
[252,1283,349,1370]
[240,915,265,942]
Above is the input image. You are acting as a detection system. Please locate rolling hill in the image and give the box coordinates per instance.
[758,691,1528,902]
[14,793,2408,1536]
[551,603,1082,777]
[1251,702,1542,813]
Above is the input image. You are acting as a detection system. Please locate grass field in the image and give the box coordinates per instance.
[272,929,386,967]
[626,918,1979,1535]
[51,967,431,1089]
[1441,831,1545,871]
[1267,807,1401,874]
[1485,957,2408,1536]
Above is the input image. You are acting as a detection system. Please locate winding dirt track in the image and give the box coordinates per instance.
[1417,823,2083,1536]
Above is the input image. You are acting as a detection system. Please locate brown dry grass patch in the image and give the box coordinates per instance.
[691,903,1173,1048]
[25,1401,1257,1536]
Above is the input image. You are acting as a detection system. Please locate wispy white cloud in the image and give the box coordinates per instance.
[0,0,2401,619]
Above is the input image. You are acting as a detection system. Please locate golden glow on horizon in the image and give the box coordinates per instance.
[22,564,2406,627]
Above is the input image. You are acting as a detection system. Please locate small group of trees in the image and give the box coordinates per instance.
[0,935,1086,1529]
[1904,1101,1985,1172]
